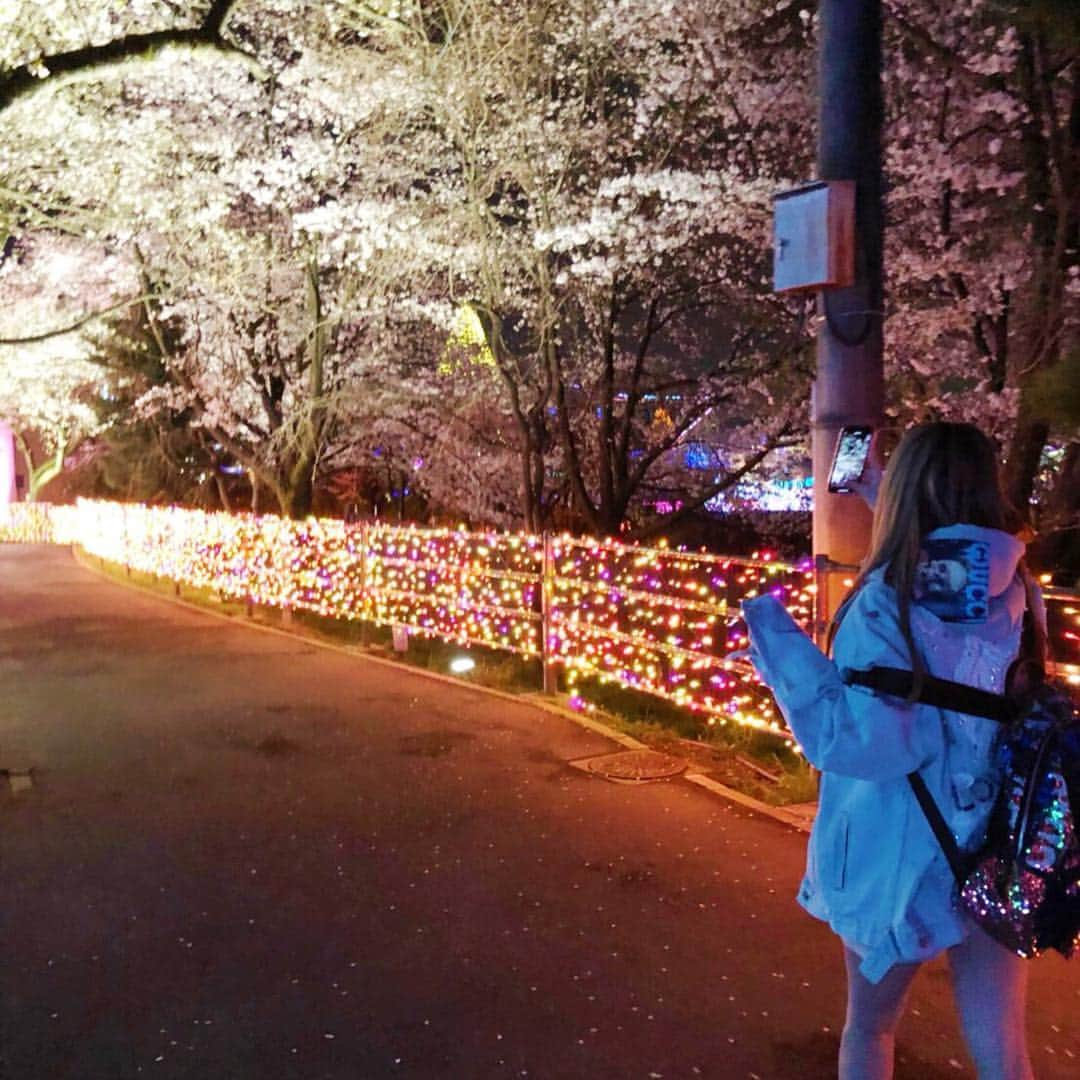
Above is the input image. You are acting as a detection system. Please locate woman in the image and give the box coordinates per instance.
[739,422,1038,1079]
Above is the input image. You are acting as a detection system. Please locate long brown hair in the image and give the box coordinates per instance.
[829,422,1026,694]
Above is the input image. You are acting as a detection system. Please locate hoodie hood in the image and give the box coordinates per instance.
[924,524,1024,599]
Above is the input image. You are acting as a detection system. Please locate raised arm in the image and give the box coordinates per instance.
[741,584,939,780]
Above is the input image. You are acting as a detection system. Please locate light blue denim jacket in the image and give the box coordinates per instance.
[742,525,1029,982]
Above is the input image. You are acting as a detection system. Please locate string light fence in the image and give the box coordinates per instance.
[1,500,817,739]
[0,501,65,544]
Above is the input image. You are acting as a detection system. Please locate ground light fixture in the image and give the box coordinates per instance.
[449,655,476,675]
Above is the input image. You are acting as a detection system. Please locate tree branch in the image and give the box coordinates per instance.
[628,423,798,542]
[0,292,157,345]
[617,295,660,471]
[627,395,725,494]
[0,1,256,112]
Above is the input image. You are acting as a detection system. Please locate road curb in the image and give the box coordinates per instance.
[70,545,814,836]
[683,773,814,833]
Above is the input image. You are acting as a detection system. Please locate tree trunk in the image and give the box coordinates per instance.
[596,293,617,531]
[285,460,315,519]
[1004,27,1077,519]
[28,446,66,501]
[213,472,233,513]
[1005,413,1050,519]
[519,437,540,533]
[275,255,325,522]
[1029,440,1080,584]
[12,433,66,502]
[475,305,552,533]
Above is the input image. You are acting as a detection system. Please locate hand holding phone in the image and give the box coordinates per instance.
[827,425,874,494]
[848,430,887,509]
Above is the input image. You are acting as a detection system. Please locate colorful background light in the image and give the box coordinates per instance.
[1,500,817,738]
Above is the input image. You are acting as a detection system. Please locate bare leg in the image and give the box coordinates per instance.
[840,946,921,1080]
[948,923,1033,1080]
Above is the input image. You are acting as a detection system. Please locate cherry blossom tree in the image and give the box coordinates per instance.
[881,0,1078,564]
[0,0,1073,548]
[0,338,101,500]
[0,2,251,113]
[330,0,816,535]
[0,236,140,497]
[1,1,422,517]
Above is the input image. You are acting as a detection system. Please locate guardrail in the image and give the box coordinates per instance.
[1,500,817,738]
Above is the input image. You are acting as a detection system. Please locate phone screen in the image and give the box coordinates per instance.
[827,426,873,493]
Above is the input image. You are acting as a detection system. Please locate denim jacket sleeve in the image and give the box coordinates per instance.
[741,585,937,781]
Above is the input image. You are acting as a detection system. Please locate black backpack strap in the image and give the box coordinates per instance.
[839,665,1003,887]
[907,771,969,887]
[1006,579,1049,700]
[841,665,1014,723]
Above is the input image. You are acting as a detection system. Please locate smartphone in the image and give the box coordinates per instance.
[827,425,874,493]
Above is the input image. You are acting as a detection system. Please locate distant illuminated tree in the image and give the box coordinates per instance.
[0,236,139,498]
[0,340,101,499]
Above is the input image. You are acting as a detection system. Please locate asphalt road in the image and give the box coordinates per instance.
[1,544,1077,1080]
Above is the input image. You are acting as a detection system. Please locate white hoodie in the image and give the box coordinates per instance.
[742,524,1030,982]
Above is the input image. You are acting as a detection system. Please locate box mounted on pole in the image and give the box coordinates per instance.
[772,180,855,294]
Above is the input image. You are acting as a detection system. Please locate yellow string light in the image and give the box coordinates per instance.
[2,500,816,738]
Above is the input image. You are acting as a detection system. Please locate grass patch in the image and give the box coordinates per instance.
[567,674,816,806]
[567,677,709,739]
[89,556,252,617]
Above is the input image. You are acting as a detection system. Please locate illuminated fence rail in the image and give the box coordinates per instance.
[0,501,74,544]
[62,501,546,657]
[547,536,815,735]
[364,525,543,655]
[0,500,815,736]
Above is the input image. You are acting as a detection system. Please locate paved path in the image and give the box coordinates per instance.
[1,545,1077,1079]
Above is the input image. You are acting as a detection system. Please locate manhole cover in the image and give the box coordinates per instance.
[576,749,687,783]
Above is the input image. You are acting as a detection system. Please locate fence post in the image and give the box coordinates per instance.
[813,553,829,647]
[541,531,557,694]
[358,522,369,646]
[122,505,132,577]
[814,553,860,646]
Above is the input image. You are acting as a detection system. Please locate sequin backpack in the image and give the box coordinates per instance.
[843,662,1080,959]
